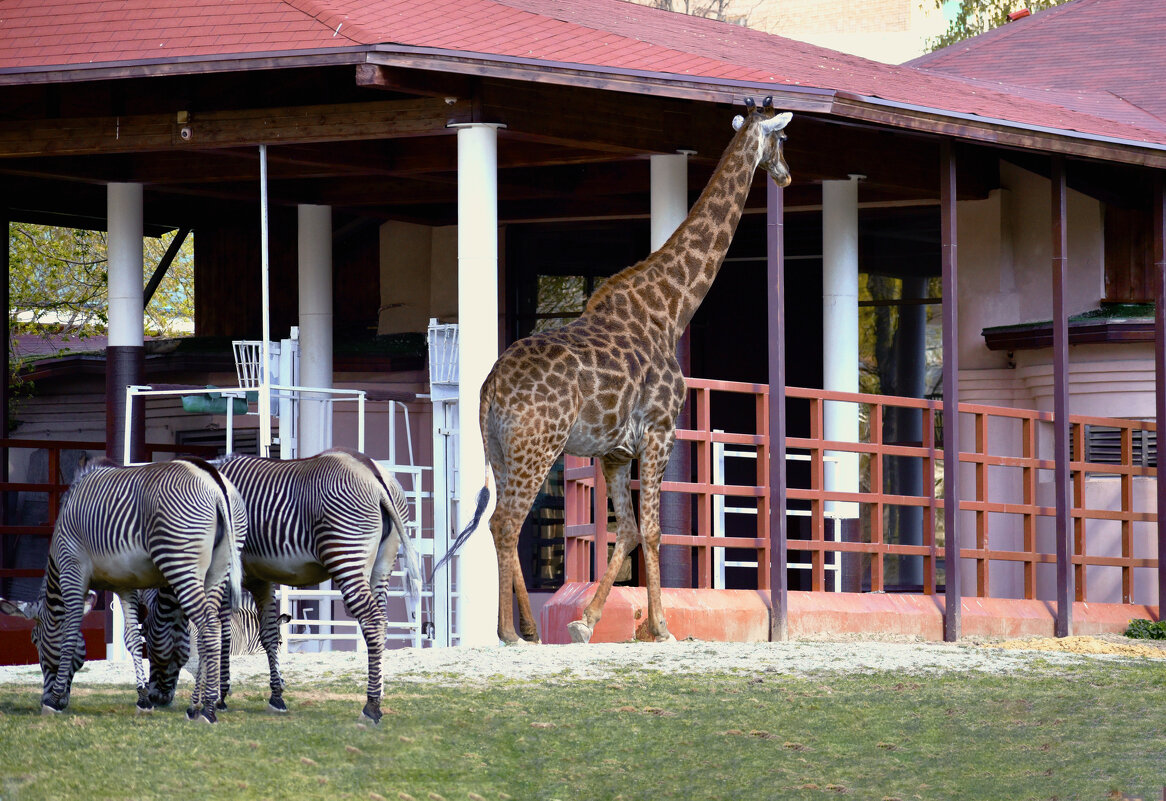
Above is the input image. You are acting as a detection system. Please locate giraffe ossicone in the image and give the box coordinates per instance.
[437,100,792,645]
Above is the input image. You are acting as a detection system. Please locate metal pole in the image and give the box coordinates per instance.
[940,141,962,642]
[1051,156,1073,637]
[767,176,789,641]
[258,144,273,457]
[1154,173,1166,617]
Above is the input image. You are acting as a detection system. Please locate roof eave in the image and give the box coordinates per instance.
[831,91,1166,169]
[0,46,371,86]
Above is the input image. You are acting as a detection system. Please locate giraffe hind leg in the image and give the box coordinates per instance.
[489,451,557,645]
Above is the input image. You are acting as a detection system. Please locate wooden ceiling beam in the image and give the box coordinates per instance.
[0,97,472,158]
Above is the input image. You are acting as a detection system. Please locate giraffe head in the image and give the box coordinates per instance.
[732,97,792,188]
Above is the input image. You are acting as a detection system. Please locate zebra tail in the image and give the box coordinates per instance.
[215,492,244,612]
[428,485,490,582]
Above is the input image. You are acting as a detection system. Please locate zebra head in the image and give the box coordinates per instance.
[0,590,97,705]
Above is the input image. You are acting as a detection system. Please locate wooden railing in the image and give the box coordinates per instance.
[0,439,219,584]
[563,382,1160,605]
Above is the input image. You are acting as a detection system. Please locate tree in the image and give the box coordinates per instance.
[926,0,1072,51]
[7,223,195,360]
[640,0,762,25]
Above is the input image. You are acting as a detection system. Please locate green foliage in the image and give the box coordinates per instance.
[1125,618,1166,640]
[7,222,194,362]
[926,0,1073,51]
[1,658,1164,799]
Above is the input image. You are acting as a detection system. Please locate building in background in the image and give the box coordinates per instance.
[624,0,954,62]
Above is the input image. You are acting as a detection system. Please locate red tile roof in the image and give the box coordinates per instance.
[909,0,1166,122]
[1,0,1164,149]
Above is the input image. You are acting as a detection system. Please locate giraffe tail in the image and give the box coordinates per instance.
[428,370,496,582]
[429,485,489,582]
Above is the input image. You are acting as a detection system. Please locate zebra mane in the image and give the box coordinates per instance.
[69,455,120,485]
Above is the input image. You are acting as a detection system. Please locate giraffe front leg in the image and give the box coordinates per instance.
[637,432,675,643]
[116,591,154,713]
[571,457,638,644]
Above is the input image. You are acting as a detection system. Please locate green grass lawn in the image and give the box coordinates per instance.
[1,658,1163,800]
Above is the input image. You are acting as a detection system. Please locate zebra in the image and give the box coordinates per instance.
[136,588,289,708]
[214,447,422,724]
[0,457,242,722]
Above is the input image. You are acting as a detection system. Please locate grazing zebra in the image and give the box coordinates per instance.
[137,589,289,708]
[214,447,422,724]
[0,457,242,722]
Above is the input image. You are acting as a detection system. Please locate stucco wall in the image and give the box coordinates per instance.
[950,160,1157,606]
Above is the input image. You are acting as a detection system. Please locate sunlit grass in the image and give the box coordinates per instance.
[1,658,1163,800]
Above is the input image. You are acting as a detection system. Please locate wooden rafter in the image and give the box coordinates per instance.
[0,97,472,158]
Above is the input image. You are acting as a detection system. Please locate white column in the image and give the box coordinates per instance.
[108,183,144,348]
[650,152,692,250]
[298,204,333,458]
[106,183,145,464]
[822,176,862,519]
[452,122,503,646]
[651,151,694,587]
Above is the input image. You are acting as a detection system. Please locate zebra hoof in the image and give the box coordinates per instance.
[361,701,382,726]
[135,703,154,715]
[267,696,288,714]
[185,706,199,721]
[40,703,63,716]
[215,699,228,711]
[196,706,217,724]
[567,620,593,644]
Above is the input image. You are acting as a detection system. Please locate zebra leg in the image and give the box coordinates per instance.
[248,580,288,713]
[184,605,221,724]
[43,579,95,713]
[116,591,153,713]
[337,578,386,725]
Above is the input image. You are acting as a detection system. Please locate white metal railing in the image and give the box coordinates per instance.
[122,384,368,465]
[712,440,843,592]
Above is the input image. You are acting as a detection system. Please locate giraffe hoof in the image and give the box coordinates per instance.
[567,620,593,644]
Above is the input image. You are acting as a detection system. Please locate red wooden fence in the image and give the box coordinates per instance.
[563,381,1160,606]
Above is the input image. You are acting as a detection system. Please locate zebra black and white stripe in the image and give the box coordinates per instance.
[214,447,421,723]
[0,457,242,722]
[139,588,289,707]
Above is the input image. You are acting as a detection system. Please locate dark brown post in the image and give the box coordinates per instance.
[1051,157,1073,637]
[2,208,8,529]
[940,141,962,642]
[767,175,789,641]
[1154,173,1166,619]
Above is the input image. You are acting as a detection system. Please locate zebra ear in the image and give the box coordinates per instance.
[83,591,98,616]
[0,598,37,619]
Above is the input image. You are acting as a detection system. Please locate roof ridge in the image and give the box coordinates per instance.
[279,0,377,45]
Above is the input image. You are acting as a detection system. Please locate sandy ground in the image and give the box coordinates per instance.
[1,633,1161,688]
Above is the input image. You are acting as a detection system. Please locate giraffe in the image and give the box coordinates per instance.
[439,99,792,644]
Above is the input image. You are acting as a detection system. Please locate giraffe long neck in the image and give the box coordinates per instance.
[585,124,760,347]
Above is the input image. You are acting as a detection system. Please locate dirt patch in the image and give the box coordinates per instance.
[983,634,1166,659]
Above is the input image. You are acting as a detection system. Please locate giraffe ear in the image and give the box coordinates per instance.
[732,114,745,131]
